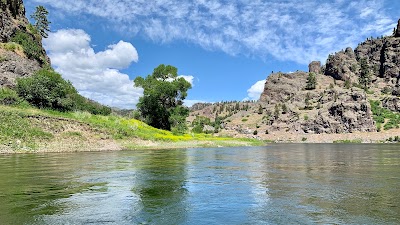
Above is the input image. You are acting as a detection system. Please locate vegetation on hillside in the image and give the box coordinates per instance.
[0,105,263,151]
[370,100,400,131]
[16,69,111,115]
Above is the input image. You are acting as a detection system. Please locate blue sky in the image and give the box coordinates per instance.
[24,0,399,109]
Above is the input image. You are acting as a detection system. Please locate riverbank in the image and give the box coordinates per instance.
[0,105,264,154]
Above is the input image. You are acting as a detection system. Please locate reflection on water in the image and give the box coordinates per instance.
[0,144,399,224]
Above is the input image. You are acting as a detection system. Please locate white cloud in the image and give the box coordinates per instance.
[35,0,397,64]
[246,80,266,101]
[178,75,195,86]
[43,29,142,109]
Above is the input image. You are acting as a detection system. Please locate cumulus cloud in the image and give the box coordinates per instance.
[43,29,142,109]
[246,80,266,101]
[35,0,397,64]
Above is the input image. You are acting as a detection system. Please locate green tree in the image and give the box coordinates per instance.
[31,5,50,38]
[359,58,371,90]
[134,64,192,132]
[305,72,316,90]
[16,69,76,111]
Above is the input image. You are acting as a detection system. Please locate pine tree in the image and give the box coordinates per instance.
[31,6,51,38]
[359,58,371,90]
[305,72,316,90]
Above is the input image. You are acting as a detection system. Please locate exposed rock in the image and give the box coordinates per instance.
[302,88,376,133]
[325,48,359,83]
[382,97,400,112]
[0,49,41,87]
[190,103,213,111]
[0,0,50,87]
[396,19,400,38]
[0,0,27,43]
[308,61,321,74]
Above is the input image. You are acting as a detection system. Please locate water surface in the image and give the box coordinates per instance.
[0,144,399,224]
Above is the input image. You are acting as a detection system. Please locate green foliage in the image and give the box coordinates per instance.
[17,69,76,111]
[257,104,263,114]
[134,64,191,131]
[31,5,50,38]
[253,130,258,135]
[301,137,307,141]
[274,104,280,119]
[359,58,371,90]
[281,103,288,114]
[304,114,309,121]
[304,93,313,110]
[241,118,248,122]
[0,110,53,148]
[11,31,44,63]
[370,100,400,130]
[0,42,23,52]
[0,88,23,106]
[16,69,111,115]
[305,72,317,90]
[344,80,351,89]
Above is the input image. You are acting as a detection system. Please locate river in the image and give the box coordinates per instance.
[0,144,399,224]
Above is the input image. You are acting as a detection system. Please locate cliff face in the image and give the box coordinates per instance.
[0,0,49,87]
[0,0,26,42]
[259,71,376,134]
[258,20,400,134]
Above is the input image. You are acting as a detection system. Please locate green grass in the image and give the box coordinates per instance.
[0,109,53,149]
[370,100,400,130]
[0,105,264,151]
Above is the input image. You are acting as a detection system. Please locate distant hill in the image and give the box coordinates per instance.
[190,19,400,141]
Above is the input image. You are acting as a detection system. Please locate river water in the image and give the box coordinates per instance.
[0,144,399,224]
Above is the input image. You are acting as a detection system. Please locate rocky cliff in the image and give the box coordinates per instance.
[258,19,400,134]
[190,20,399,138]
[0,0,49,87]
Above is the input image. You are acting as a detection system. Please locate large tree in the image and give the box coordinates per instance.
[134,64,192,133]
[31,5,50,38]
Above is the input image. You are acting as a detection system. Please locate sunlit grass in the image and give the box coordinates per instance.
[0,105,264,151]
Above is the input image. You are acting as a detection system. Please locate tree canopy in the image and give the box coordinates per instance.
[31,5,50,38]
[134,64,192,133]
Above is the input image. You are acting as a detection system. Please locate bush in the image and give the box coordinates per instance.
[0,88,22,105]
[16,69,111,115]
[11,31,44,63]
[17,69,76,111]
[253,130,258,135]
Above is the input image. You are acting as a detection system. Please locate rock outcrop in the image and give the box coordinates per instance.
[0,0,49,88]
[0,0,26,43]
[259,71,376,134]
[324,47,360,83]
[0,49,41,87]
[308,61,321,74]
[395,19,400,38]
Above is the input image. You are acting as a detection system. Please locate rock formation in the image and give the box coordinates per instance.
[308,61,321,74]
[395,19,400,38]
[0,0,49,88]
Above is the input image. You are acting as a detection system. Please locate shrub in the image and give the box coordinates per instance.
[304,114,309,121]
[11,31,44,63]
[241,118,248,122]
[0,88,22,105]
[253,130,258,135]
[17,69,76,111]
[16,69,111,115]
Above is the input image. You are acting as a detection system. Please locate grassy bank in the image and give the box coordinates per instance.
[0,105,265,153]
